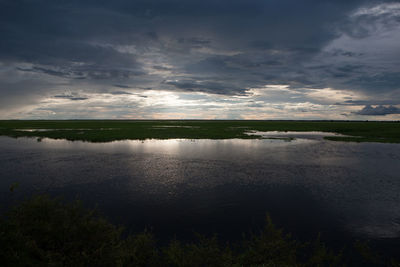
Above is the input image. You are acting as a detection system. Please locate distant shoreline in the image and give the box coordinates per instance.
[0,120,399,143]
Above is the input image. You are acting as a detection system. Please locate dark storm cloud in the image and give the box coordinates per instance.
[163,79,245,95]
[336,99,399,106]
[11,44,145,79]
[0,0,399,118]
[110,90,132,95]
[16,66,87,79]
[53,96,88,101]
[349,72,400,92]
[152,65,173,71]
[53,93,88,101]
[113,84,131,89]
[354,105,400,116]
[0,0,367,65]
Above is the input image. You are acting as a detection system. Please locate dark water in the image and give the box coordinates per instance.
[1,134,400,249]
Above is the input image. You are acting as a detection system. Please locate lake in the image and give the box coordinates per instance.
[1,133,400,250]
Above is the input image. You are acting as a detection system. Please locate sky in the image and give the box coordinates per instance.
[0,0,399,120]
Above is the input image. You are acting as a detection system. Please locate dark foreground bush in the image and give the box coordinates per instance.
[0,195,398,266]
[0,196,125,266]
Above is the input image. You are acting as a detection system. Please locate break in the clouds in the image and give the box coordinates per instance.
[0,0,399,119]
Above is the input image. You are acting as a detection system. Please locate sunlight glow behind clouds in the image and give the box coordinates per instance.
[4,85,384,120]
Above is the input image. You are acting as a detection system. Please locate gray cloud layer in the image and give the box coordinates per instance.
[0,0,399,118]
[354,105,400,115]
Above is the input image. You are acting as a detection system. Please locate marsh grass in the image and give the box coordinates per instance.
[0,120,399,143]
[1,195,399,266]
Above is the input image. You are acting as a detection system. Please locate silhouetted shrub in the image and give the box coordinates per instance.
[1,195,398,266]
[0,195,125,266]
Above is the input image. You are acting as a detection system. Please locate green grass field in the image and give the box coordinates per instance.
[0,120,399,143]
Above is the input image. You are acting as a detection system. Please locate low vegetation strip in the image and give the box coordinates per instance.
[1,195,398,266]
[0,120,399,143]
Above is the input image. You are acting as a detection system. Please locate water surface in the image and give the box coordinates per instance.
[1,133,399,245]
